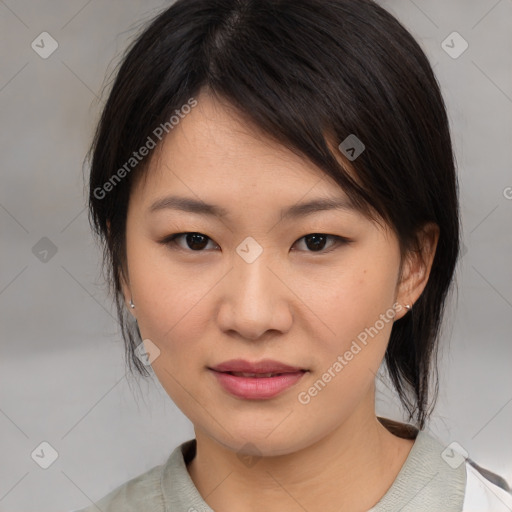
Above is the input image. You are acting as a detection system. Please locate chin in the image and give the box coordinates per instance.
[201,421,314,458]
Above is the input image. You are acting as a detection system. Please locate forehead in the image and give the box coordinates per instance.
[134,94,357,208]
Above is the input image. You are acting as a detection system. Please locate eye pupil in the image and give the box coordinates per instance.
[187,233,209,250]
[305,234,327,251]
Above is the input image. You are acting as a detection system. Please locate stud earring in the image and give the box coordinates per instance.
[129,298,135,309]
[404,303,411,310]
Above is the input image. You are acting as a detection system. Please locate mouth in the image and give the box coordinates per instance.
[209,358,308,375]
[208,363,308,399]
[218,371,305,378]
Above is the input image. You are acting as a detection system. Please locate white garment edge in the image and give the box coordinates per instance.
[463,462,512,511]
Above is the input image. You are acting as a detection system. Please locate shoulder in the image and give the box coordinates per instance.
[69,439,198,512]
[463,460,512,511]
[71,462,165,512]
[374,419,512,512]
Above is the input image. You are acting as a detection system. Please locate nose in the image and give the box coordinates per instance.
[216,250,293,341]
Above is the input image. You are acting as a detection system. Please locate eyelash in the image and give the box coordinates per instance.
[158,232,351,255]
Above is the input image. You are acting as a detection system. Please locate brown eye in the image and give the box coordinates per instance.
[292,234,349,254]
[161,232,218,251]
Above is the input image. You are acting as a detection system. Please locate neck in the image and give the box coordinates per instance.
[186,393,414,512]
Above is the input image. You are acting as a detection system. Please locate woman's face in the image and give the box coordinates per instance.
[121,93,423,456]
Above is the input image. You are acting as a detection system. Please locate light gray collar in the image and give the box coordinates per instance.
[370,427,466,511]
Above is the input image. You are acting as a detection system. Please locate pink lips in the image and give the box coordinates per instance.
[208,358,308,399]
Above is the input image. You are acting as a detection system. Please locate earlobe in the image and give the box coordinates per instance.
[125,294,137,319]
[119,269,136,318]
[107,220,135,316]
[112,226,137,319]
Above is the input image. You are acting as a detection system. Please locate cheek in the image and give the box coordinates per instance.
[296,264,396,420]
[126,235,215,346]
[127,246,218,415]
[311,254,398,370]
[318,262,384,321]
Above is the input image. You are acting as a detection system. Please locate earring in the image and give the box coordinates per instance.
[129,298,135,309]
[404,303,411,310]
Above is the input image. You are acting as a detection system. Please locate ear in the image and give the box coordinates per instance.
[108,219,136,319]
[119,269,135,317]
[394,222,439,321]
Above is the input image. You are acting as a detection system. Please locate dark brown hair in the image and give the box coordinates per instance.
[86,0,461,429]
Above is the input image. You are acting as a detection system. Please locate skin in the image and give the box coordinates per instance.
[119,91,439,512]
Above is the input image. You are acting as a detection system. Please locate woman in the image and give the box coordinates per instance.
[76,0,512,510]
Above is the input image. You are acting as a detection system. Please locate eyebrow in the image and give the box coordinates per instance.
[148,194,358,220]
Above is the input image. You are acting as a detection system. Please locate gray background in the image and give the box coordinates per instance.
[0,1,511,511]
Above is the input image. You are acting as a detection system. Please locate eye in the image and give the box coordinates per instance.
[160,232,350,254]
[160,232,219,252]
[292,233,349,254]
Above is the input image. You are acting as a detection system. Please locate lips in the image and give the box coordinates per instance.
[209,360,308,399]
